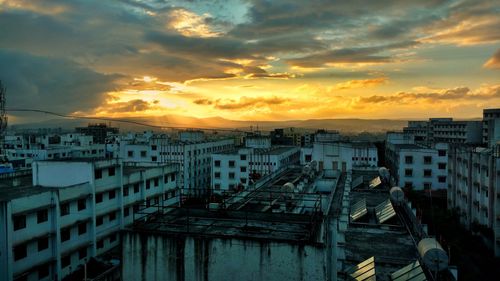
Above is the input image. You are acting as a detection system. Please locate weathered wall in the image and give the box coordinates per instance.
[122,232,327,281]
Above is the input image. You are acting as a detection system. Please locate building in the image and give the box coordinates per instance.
[270,128,316,147]
[386,132,448,190]
[0,159,179,281]
[447,145,500,256]
[76,123,119,144]
[122,165,342,281]
[483,108,500,147]
[211,136,300,193]
[403,118,483,146]
[119,131,234,193]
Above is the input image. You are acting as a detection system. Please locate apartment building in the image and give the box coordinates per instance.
[119,131,234,193]
[403,118,483,145]
[447,145,500,256]
[0,159,179,281]
[483,108,500,147]
[386,132,448,190]
[211,136,300,193]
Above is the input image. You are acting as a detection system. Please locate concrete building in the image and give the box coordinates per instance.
[403,118,483,146]
[483,108,500,147]
[386,132,448,190]
[0,159,179,281]
[122,166,341,281]
[270,128,316,147]
[119,131,234,193]
[447,145,500,256]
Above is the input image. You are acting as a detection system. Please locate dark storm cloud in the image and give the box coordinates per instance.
[0,50,119,113]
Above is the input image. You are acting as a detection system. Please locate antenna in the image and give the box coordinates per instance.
[0,80,7,155]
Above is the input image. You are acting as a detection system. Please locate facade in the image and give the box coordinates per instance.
[270,128,316,147]
[0,159,179,281]
[447,145,500,256]
[119,132,234,193]
[403,118,483,146]
[386,132,448,190]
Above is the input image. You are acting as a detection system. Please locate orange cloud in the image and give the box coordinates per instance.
[333,77,387,90]
[484,49,500,69]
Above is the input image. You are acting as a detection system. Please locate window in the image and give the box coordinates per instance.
[61,255,71,268]
[214,160,221,167]
[241,178,247,184]
[154,178,159,187]
[229,172,235,179]
[240,166,247,173]
[108,167,115,176]
[109,190,116,199]
[171,173,175,181]
[96,193,103,203]
[127,151,134,157]
[95,169,102,179]
[123,187,129,197]
[438,150,446,157]
[96,216,103,226]
[77,199,86,211]
[60,203,70,216]
[229,161,235,168]
[405,169,413,177]
[78,223,87,235]
[152,156,157,162]
[424,156,432,164]
[438,163,446,170]
[124,207,130,217]
[134,183,140,193]
[97,240,104,249]
[146,180,151,189]
[78,247,87,260]
[13,244,27,261]
[214,172,221,179]
[140,151,147,157]
[13,215,26,231]
[38,237,49,252]
[37,209,48,224]
[424,169,432,177]
[109,212,116,221]
[240,154,247,161]
[424,182,432,190]
[38,264,49,279]
[110,233,117,242]
[61,228,70,242]
[438,176,446,183]
[214,184,221,190]
[151,145,157,151]
[405,156,413,164]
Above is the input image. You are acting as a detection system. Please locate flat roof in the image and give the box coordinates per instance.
[215,146,297,156]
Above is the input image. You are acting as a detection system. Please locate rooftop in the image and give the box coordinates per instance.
[215,145,297,156]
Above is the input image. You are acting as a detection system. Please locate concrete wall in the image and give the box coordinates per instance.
[122,232,327,281]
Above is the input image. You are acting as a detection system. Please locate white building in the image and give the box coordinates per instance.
[211,136,300,193]
[447,145,500,256]
[119,131,234,193]
[301,142,378,172]
[386,132,448,190]
[403,118,483,145]
[0,159,179,281]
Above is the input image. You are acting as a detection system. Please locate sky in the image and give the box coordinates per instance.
[0,0,499,123]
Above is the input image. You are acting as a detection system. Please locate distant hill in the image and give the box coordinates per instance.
[9,114,409,133]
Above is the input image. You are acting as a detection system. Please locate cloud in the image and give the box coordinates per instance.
[0,50,119,114]
[333,77,387,90]
[97,99,160,113]
[167,8,222,38]
[194,96,289,110]
[484,49,500,69]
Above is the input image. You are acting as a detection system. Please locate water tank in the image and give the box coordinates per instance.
[418,238,448,272]
[378,167,390,182]
[390,186,405,203]
[283,182,295,193]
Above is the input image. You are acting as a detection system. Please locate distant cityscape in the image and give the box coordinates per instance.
[0,106,498,280]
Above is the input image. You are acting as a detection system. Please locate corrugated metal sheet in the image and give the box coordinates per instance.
[391,260,427,281]
[346,256,376,281]
[350,198,368,222]
[375,199,396,224]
